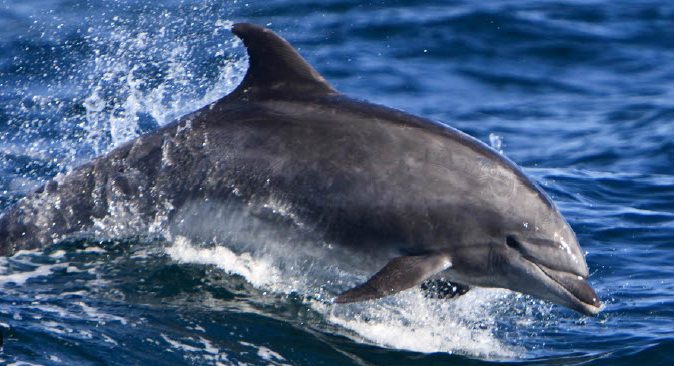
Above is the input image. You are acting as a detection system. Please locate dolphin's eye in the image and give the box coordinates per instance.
[506,236,522,250]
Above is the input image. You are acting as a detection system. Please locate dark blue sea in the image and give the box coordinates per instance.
[1,0,674,365]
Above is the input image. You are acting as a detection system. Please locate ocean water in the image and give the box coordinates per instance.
[1,0,673,365]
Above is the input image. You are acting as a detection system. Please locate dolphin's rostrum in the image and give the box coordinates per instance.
[0,23,601,316]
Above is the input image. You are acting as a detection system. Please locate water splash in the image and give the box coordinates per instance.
[79,16,246,156]
[1,3,247,185]
[165,236,520,358]
[489,133,504,154]
[166,236,282,289]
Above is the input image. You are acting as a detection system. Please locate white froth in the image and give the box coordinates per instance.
[102,334,119,346]
[77,301,128,325]
[0,263,66,286]
[7,361,43,366]
[165,236,280,288]
[49,355,62,363]
[161,334,202,353]
[49,250,67,258]
[317,289,517,358]
[166,237,519,358]
[256,346,286,362]
[199,337,220,355]
[78,246,107,254]
[160,333,227,363]
[240,342,290,366]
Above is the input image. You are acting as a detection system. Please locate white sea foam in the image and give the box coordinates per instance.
[161,334,202,353]
[77,301,128,325]
[78,246,107,254]
[239,342,291,366]
[166,236,519,358]
[7,361,44,366]
[166,236,281,288]
[315,289,517,358]
[0,263,66,286]
[160,333,229,364]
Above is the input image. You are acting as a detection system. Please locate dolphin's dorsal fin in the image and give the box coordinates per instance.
[229,23,337,99]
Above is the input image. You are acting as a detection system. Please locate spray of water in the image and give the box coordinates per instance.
[0,2,246,188]
[165,234,521,358]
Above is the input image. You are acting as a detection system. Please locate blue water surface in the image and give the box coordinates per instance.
[1,0,674,365]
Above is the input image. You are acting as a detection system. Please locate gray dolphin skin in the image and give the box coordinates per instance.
[0,23,601,315]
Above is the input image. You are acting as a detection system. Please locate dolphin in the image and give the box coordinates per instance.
[0,23,601,315]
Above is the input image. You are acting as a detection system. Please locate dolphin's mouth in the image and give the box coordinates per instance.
[530,261,602,316]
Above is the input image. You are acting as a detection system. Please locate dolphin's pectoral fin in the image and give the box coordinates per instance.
[335,254,452,303]
[230,23,338,99]
[420,279,471,299]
